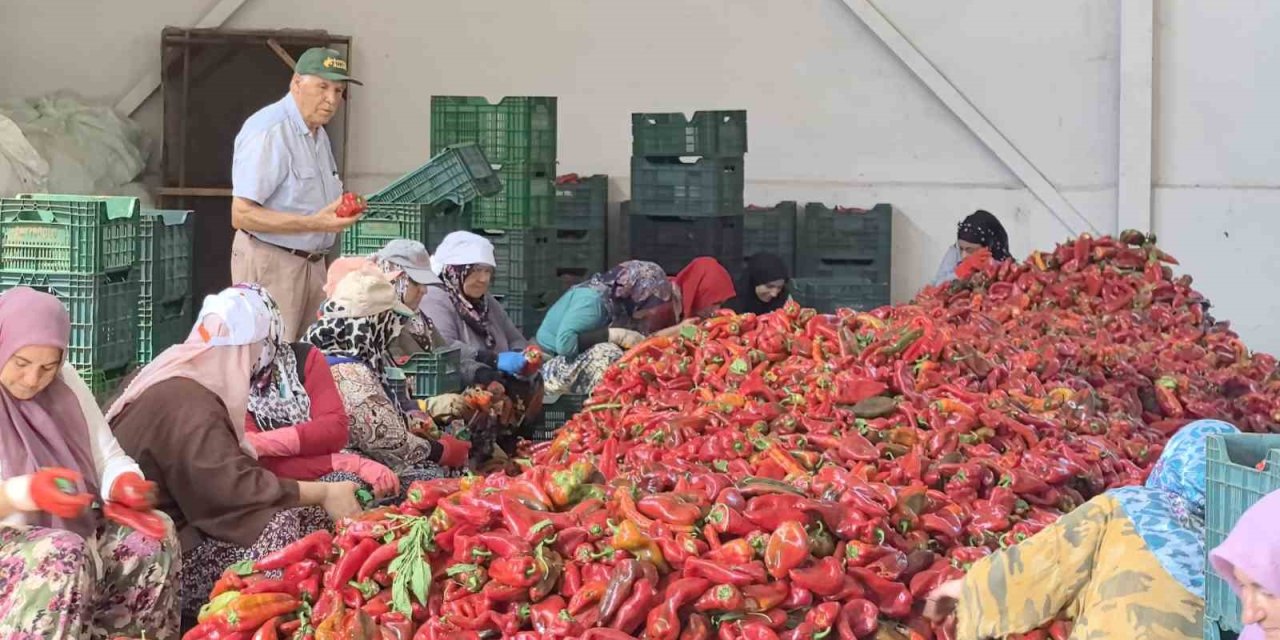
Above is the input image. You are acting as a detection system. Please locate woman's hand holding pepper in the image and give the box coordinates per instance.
[955,248,993,279]
[320,481,362,521]
[23,468,93,519]
[109,471,156,510]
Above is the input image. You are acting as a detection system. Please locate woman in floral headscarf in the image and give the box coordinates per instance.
[536,260,675,399]
[925,419,1239,640]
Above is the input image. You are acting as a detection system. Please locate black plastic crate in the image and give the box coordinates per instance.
[137,296,192,365]
[791,278,889,314]
[554,174,608,231]
[632,111,747,158]
[795,256,890,282]
[542,228,606,291]
[431,96,557,166]
[492,289,552,335]
[743,202,797,273]
[139,209,194,304]
[627,212,744,278]
[529,393,588,441]
[630,156,744,218]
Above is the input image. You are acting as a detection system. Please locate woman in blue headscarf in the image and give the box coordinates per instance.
[925,419,1240,640]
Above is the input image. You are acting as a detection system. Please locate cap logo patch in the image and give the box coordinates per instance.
[322,57,347,71]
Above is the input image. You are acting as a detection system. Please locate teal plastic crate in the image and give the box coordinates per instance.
[430,96,557,165]
[630,156,744,218]
[554,174,608,231]
[468,163,555,229]
[139,209,193,304]
[530,393,588,441]
[403,346,463,397]
[790,278,889,314]
[632,111,747,158]
[0,194,140,274]
[744,202,797,273]
[1204,433,1280,635]
[137,297,192,365]
[368,143,501,205]
[0,270,139,373]
[341,202,445,257]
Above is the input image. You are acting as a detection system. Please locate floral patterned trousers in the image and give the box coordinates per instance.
[0,517,181,639]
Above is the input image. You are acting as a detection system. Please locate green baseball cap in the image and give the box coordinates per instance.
[294,47,362,85]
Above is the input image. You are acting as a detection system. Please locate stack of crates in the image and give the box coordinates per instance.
[1203,433,1280,640]
[790,203,892,313]
[427,97,562,333]
[626,111,747,278]
[344,143,502,257]
[137,210,195,365]
[0,195,142,398]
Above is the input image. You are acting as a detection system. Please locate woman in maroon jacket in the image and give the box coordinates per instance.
[242,332,398,497]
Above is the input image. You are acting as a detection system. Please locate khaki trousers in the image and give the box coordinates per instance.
[230,231,330,342]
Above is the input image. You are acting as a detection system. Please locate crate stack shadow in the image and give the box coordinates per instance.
[625,111,747,280]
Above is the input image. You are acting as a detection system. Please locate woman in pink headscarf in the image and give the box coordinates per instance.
[1210,490,1280,639]
[0,287,179,639]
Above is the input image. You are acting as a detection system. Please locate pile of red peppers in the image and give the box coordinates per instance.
[187,231,1279,640]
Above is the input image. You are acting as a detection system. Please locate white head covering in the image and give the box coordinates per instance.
[431,231,496,275]
[106,286,277,457]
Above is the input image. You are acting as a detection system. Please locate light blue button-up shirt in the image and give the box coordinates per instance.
[232,94,343,252]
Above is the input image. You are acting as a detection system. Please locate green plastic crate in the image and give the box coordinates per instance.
[630,156,744,218]
[632,111,747,158]
[530,393,588,441]
[431,96,557,165]
[467,163,555,229]
[492,290,551,335]
[403,346,463,397]
[554,175,608,231]
[0,194,140,273]
[796,203,892,277]
[744,202,797,273]
[0,270,139,373]
[85,365,134,405]
[1204,433,1280,634]
[137,297,192,365]
[341,202,442,257]
[368,143,502,205]
[790,278,889,314]
[139,209,193,304]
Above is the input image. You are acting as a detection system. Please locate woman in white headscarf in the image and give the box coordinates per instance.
[108,285,361,621]
[422,232,544,454]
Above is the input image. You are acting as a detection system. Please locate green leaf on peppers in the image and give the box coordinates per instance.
[228,559,255,576]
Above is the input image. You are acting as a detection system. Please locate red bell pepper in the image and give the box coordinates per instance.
[764,521,809,580]
[788,555,844,597]
[254,530,333,571]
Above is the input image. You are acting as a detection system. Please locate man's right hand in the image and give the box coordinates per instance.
[311,196,362,232]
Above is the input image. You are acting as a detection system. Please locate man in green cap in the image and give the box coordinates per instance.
[230,47,365,340]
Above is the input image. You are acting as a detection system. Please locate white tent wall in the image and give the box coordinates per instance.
[0,0,1275,352]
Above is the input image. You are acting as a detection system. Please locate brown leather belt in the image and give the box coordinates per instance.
[267,242,326,263]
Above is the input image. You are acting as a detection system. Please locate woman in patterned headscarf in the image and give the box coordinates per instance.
[536,260,675,399]
[306,264,470,488]
[926,419,1239,640]
[932,209,1013,286]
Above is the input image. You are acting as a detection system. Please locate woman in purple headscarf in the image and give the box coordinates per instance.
[1211,490,1280,639]
[0,287,180,639]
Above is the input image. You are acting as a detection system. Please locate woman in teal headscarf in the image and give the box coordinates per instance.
[926,419,1240,640]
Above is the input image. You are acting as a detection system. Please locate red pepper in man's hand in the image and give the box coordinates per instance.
[335,192,366,218]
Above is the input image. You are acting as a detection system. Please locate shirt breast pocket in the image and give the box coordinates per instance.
[292,166,319,182]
